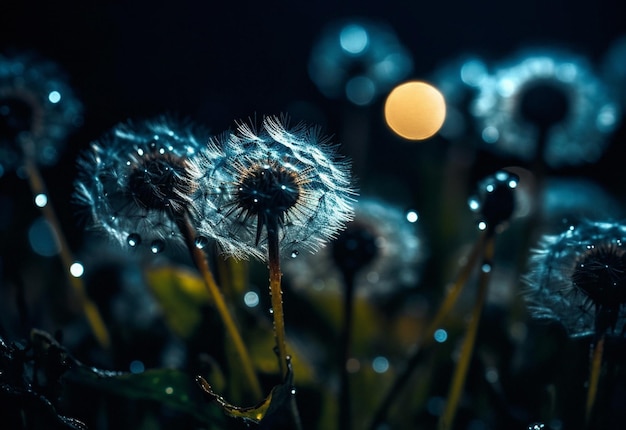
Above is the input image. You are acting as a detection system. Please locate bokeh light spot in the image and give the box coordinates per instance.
[372,356,390,373]
[48,90,61,103]
[34,193,48,208]
[339,24,369,54]
[69,262,84,277]
[28,217,60,257]
[384,81,446,140]
[244,291,260,308]
[346,76,376,105]
[434,328,448,343]
[406,210,419,223]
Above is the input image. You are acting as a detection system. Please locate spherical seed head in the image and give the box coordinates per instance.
[471,48,620,167]
[523,220,626,337]
[468,170,519,232]
[191,115,356,260]
[283,197,426,297]
[74,116,203,252]
[308,19,413,106]
[0,51,82,172]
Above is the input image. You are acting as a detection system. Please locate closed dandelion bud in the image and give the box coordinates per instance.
[74,117,203,253]
[0,51,82,172]
[190,115,356,260]
[468,170,519,233]
[523,220,626,337]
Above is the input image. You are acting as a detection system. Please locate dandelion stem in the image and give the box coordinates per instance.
[438,234,495,430]
[21,141,111,351]
[585,335,605,426]
[177,212,263,400]
[339,271,356,430]
[368,231,487,429]
[266,217,289,379]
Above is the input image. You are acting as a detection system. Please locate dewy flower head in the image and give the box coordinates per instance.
[74,116,203,253]
[191,115,356,260]
[283,197,425,297]
[523,220,626,338]
[471,48,620,167]
[0,51,82,173]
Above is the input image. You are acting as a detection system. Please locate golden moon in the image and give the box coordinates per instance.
[384,81,446,140]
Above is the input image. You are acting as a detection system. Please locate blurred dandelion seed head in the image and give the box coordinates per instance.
[523,220,626,337]
[283,197,425,297]
[191,115,356,260]
[308,19,413,106]
[74,116,204,252]
[0,52,82,172]
[471,48,620,167]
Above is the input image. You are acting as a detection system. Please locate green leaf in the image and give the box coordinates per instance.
[144,265,210,339]
[68,367,225,426]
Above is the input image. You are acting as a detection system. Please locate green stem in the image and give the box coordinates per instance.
[438,234,495,430]
[22,141,111,351]
[266,217,288,378]
[177,212,263,400]
[339,270,356,430]
[586,335,605,427]
[368,232,486,429]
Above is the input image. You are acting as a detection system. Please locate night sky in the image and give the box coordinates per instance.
[2,0,625,240]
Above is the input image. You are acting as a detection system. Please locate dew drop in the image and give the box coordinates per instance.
[151,240,165,254]
[269,308,274,314]
[406,210,419,223]
[194,236,209,249]
[290,250,299,258]
[34,193,48,208]
[290,388,296,395]
[244,291,259,308]
[69,262,84,278]
[127,233,141,247]
[481,263,492,273]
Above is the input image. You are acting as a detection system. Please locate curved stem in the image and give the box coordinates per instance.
[177,212,262,400]
[266,217,288,378]
[438,234,495,430]
[22,145,111,351]
[585,335,605,426]
[368,232,486,429]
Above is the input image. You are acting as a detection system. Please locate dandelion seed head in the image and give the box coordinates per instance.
[471,48,620,167]
[74,116,204,252]
[283,197,425,297]
[191,115,356,260]
[0,51,82,171]
[308,19,413,106]
[523,220,626,337]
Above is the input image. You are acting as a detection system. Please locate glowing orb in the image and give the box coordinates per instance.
[384,81,446,140]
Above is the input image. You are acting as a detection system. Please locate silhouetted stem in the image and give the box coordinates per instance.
[339,271,356,430]
[438,234,495,430]
[586,335,605,426]
[368,231,487,429]
[266,218,288,379]
[177,212,262,400]
[21,143,111,351]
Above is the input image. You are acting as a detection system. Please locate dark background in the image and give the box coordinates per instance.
[2,0,626,291]
[2,2,626,429]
